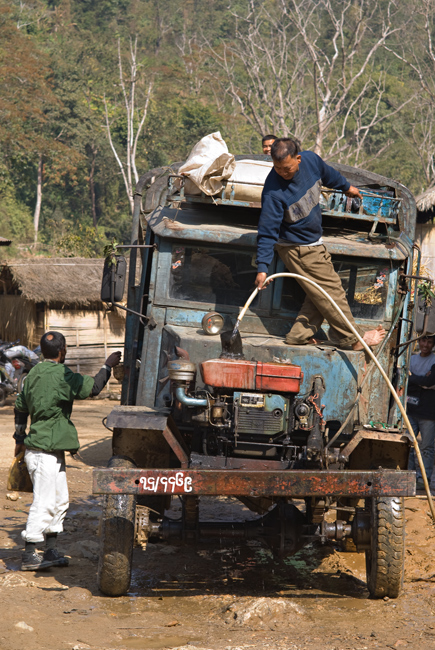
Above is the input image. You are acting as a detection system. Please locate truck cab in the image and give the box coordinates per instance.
[94,156,417,598]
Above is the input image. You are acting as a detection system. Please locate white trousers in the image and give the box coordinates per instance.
[21,449,69,543]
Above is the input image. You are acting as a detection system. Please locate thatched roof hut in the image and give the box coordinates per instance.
[0,257,125,378]
[0,236,11,246]
[416,187,435,215]
[1,257,106,307]
[415,187,435,223]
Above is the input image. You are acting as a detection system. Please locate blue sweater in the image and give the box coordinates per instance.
[256,151,350,273]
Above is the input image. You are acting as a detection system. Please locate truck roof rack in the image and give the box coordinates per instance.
[166,174,402,234]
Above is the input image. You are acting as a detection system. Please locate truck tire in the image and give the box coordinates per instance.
[365,496,405,599]
[97,456,136,596]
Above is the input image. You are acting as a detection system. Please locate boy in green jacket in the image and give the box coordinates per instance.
[14,331,121,571]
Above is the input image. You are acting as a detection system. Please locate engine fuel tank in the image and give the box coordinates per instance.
[200,358,303,393]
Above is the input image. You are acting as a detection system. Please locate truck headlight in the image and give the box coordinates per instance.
[202,311,224,335]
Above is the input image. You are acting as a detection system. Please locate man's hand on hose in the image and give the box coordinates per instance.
[14,443,25,457]
[105,351,122,368]
[344,185,362,199]
[255,272,273,290]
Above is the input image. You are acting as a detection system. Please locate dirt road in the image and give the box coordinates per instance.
[1,398,435,650]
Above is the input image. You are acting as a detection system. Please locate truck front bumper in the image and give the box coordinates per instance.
[92,468,415,498]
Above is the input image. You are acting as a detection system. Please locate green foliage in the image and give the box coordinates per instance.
[141,97,226,168]
[418,281,435,306]
[54,221,107,258]
[0,192,33,258]
[1,0,435,263]
[103,238,120,267]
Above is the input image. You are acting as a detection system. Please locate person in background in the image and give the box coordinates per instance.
[407,334,435,491]
[262,134,277,155]
[13,331,121,571]
[255,137,385,350]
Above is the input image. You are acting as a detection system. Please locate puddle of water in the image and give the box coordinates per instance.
[123,635,189,649]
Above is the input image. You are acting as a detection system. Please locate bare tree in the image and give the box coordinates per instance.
[33,129,65,245]
[33,154,43,245]
[104,37,153,214]
[202,0,413,164]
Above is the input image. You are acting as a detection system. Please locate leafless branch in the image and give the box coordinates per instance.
[200,0,409,163]
[103,37,154,214]
[103,94,133,214]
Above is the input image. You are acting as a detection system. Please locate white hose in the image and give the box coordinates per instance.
[236,272,435,522]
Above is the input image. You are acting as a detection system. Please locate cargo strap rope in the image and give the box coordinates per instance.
[235,272,435,523]
[307,394,326,428]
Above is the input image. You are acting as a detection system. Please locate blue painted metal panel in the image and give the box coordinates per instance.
[144,206,409,261]
[137,306,166,408]
[384,267,398,321]
[135,238,163,408]
[158,324,370,427]
[123,225,153,405]
[321,189,400,222]
[390,251,415,427]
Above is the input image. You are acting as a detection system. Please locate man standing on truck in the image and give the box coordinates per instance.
[13,331,121,571]
[255,137,385,350]
[407,335,435,491]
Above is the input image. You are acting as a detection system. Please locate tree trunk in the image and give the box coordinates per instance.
[104,37,153,216]
[89,145,98,228]
[33,154,43,245]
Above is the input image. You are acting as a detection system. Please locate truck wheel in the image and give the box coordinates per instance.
[365,496,405,599]
[97,456,136,596]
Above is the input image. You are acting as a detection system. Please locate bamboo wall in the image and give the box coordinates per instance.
[0,295,36,346]
[40,308,125,385]
[416,223,435,280]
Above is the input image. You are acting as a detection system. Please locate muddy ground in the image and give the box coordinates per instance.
[1,397,435,650]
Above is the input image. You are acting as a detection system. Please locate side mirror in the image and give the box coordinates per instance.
[101,255,127,303]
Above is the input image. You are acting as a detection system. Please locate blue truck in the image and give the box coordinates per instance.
[94,156,418,598]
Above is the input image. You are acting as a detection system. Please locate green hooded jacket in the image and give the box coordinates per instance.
[15,361,94,453]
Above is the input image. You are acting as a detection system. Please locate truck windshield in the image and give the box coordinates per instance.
[169,244,390,320]
[169,245,257,306]
[280,259,390,320]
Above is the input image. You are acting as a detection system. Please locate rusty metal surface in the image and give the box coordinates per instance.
[109,407,190,468]
[340,429,411,458]
[112,428,172,472]
[189,453,289,470]
[93,468,415,497]
[161,425,189,468]
[107,406,170,430]
[340,428,411,471]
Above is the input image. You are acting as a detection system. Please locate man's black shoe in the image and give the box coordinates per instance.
[21,551,54,571]
[43,548,69,567]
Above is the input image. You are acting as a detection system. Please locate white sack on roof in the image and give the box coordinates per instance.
[179,132,236,196]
